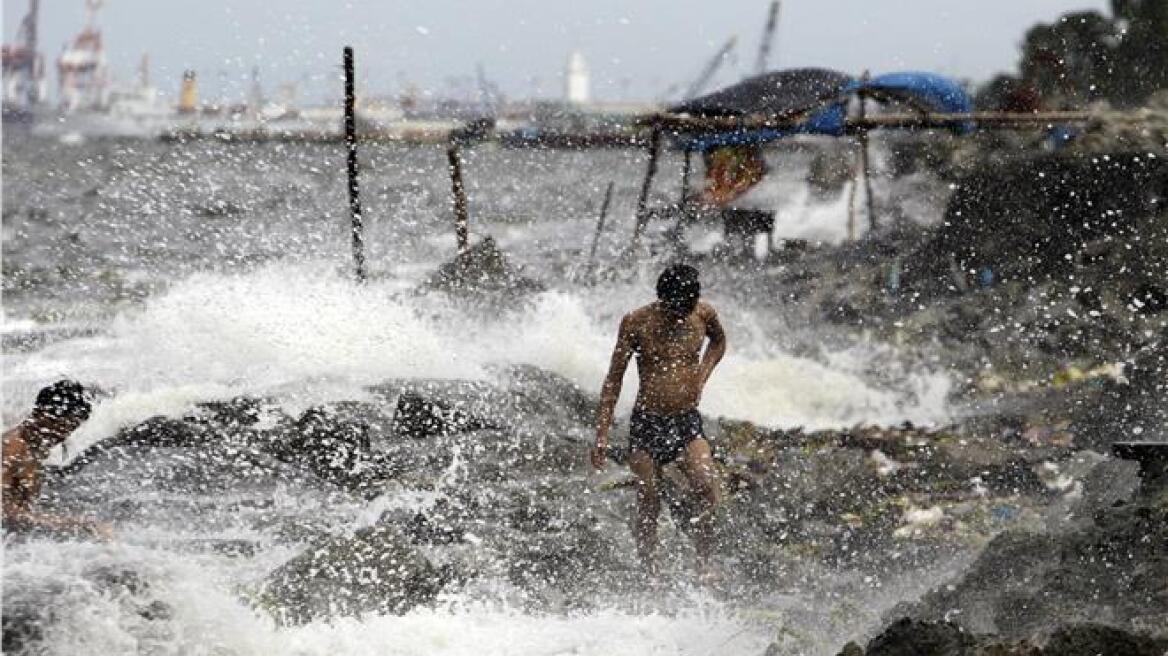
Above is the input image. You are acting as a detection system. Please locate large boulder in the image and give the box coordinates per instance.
[836,622,1168,656]
[254,523,445,625]
[852,618,977,656]
[908,152,1168,297]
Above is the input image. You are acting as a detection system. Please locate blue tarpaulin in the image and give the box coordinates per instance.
[674,70,974,152]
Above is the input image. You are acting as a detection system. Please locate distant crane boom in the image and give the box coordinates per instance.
[754,0,781,74]
[682,36,738,101]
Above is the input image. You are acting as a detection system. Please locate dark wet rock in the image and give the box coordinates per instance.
[832,642,865,656]
[192,396,274,431]
[420,236,545,302]
[393,391,497,439]
[1040,623,1168,656]
[1,592,48,656]
[137,600,174,622]
[500,364,597,427]
[84,564,149,595]
[101,416,210,449]
[887,494,1168,642]
[504,522,612,600]
[263,405,395,493]
[404,511,465,545]
[908,152,1168,297]
[838,622,1168,656]
[853,618,977,656]
[255,523,445,625]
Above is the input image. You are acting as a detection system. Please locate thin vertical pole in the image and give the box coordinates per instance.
[847,144,859,241]
[856,74,876,233]
[859,127,876,232]
[447,141,470,254]
[586,181,615,273]
[631,126,663,250]
[673,148,694,249]
[343,46,366,282]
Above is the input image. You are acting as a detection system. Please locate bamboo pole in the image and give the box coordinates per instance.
[856,79,877,232]
[586,181,616,275]
[343,46,366,283]
[846,158,858,242]
[859,126,875,232]
[630,126,663,250]
[446,141,470,254]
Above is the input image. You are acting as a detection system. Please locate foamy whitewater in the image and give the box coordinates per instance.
[3,137,955,655]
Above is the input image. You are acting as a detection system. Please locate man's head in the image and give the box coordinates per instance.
[30,380,91,442]
[657,264,701,318]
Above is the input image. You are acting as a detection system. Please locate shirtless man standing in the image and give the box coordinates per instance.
[591,264,726,577]
[3,380,109,539]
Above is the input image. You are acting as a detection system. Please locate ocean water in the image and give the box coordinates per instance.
[3,134,956,655]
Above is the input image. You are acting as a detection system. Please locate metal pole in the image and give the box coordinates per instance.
[446,141,470,254]
[631,126,662,250]
[586,181,615,274]
[343,46,366,283]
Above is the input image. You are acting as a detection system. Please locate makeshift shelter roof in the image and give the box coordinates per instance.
[670,68,854,117]
[670,69,974,151]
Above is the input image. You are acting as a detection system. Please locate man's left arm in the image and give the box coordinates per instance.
[698,305,726,385]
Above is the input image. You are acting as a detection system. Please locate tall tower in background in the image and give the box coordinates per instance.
[177,70,198,113]
[565,51,590,104]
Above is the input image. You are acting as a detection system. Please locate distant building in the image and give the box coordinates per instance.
[565,51,590,104]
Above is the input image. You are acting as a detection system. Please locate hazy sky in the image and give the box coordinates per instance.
[6,1,1111,105]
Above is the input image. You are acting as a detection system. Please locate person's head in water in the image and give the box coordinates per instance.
[657,264,700,318]
[29,380,91,445]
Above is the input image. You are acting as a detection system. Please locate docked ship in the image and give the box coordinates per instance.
[2,0,46,125]
[33,0,177,139]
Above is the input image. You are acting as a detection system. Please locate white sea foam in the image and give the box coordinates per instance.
[3,259,950,451]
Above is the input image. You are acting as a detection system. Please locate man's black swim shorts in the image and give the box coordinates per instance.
[629,408,704,465]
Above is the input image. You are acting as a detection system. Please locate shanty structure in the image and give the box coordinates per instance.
[627,68,1088,247]
[426,66,1092,267]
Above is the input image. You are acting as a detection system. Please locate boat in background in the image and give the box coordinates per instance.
[2,0,46,126]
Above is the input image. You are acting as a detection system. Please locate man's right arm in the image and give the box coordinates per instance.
[593,315,636,469]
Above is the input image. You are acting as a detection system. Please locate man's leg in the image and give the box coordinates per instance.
[680,437,719,574]
[628,449,661,576]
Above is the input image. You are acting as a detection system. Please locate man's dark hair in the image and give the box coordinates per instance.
[34,380,91,422]
[657,264,700,315]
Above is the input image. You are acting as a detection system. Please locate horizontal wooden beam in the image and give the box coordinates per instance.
[642,110,1096,133]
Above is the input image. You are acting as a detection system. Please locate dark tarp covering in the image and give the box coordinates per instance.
[670,68,855,117]
[671,69,975,151]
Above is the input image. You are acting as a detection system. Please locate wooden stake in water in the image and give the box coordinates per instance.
[631,126,663,250]
[857,71,876,233]
[446,141,470,254]
[343,46,366,282]
[586,181,615,273]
